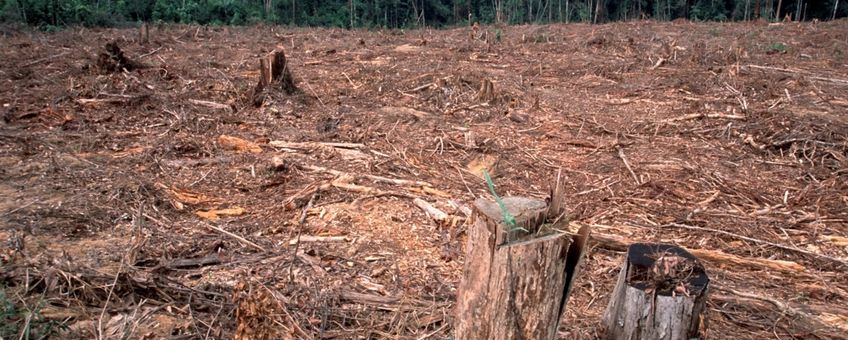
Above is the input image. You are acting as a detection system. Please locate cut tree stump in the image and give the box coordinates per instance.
[603,243,710,340]
[139,22,149,44]
[454,175,591,340]
[252,47,297,106]
[476,78,495,102]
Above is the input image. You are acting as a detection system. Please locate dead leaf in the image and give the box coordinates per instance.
[196,207,246,220]
[218,135,262,154]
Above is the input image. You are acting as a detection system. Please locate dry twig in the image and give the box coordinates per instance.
[616,145,640,185]
[663,223,848,269]
[202,222,266,252]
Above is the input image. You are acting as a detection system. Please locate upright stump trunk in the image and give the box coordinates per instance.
[139,22,149,44]
[455,178,591,339]
[603,243,710,340]
[252,47,298,106]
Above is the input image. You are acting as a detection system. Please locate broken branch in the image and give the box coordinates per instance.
[663,223,848,269]
[202,222,266,252]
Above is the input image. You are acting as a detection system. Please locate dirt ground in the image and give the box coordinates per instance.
[1,19,847,339]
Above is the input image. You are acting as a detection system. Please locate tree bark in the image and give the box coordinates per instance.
[603,243,710,340]
[776,0,783,20]
[454,177,591,340]
[834,0,840,20]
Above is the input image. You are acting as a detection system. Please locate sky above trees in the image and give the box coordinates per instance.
[1,0,845,28]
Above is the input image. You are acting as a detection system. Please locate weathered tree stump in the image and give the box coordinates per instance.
[455,178,591,340]
[252,48,297,106]
[603,243,710,340]
[139,22,149,44]
[476,78,495,102]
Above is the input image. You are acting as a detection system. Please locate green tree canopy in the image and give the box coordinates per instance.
[0,0,844,28]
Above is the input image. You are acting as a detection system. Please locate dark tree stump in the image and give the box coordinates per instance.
[455,178,591,340]
[252,48,297,106]
[603,243,710,340]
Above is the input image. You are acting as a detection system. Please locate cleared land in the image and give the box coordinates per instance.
[1,20,847,338]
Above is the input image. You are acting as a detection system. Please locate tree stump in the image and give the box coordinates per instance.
[454,178,591,340]
[603,243,710,340]
[139,22,149,44]
[252,48,297,106]
[476,78,495,102]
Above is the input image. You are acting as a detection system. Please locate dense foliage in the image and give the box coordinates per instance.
[0,0,844,28]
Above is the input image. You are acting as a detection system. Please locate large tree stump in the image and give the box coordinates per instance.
[603,243,710,340]
[455,178,591,339]
[252,48,297,106]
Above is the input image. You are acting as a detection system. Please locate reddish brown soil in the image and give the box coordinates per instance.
[1,20,847,338]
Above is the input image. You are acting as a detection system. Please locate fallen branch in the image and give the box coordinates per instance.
[268,141,364,150]
[301,164,434,188]
[282,181,331,211]
[662,112,746,123]
[138,47,162,59]
[351,191,418,205]
[742,64,848,85]
[77,98,131,105]
[616,145,640,185]
[77,94,150,106]
[413,198,448,223]
[21,51,70,67]
[650,57,666,70]
[202,222,266,252]
[290,192,319,282]
[188,99,231,111]
[289,235,347,244]
[687,248,806,274]
[663,223,848,269]
[587,228,809,276]
[167,255,222,268]
[408,83,435,92]
[339,290,441,308]
[713,286,848,334]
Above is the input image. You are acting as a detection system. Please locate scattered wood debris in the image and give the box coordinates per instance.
[96,41,142,72]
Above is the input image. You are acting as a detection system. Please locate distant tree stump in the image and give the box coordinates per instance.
[476,78,495,102]
[603,243,710,340]
[139,22,149,44]
[252,48,297,106]
[454,177,591,339]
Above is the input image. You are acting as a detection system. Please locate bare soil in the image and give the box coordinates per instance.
[1,20,847,339]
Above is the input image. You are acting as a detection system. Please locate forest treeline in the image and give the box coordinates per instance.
[0,0,844,29]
